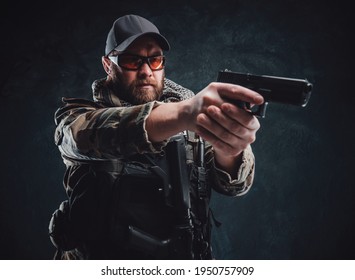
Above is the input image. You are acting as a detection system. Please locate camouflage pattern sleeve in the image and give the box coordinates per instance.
[205,144,255,196]
[54,97,168,160]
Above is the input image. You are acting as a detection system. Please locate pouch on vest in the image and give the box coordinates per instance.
[109,160,177,252]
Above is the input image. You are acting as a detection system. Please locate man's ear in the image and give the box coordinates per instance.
[102,56,111,75]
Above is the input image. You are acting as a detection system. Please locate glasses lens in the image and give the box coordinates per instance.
[148,56,165,70]
[114,54,165,70]
[117,55,141,70]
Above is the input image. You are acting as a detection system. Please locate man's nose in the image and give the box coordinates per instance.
[137,61,152,77]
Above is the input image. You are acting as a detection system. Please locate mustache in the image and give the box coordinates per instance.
[134,79,158,87]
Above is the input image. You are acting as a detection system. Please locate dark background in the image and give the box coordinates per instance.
[1,0,353,259]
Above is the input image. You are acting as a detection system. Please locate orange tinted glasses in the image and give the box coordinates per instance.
[109,53,165,71]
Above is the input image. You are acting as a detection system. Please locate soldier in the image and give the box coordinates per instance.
[49,14,263,259]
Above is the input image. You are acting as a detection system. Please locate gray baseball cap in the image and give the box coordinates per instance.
[105,14,170,56]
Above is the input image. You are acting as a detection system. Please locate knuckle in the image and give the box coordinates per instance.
[207,82,218,91]
[231,85,241,94]
[202,94,213,106]
[247,116,260,130]
[252,117,261,130]
[209,82,218,88]
[196,113,206,123]
[248,134,256,144]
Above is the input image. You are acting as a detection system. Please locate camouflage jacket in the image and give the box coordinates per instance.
[54,78,255,197]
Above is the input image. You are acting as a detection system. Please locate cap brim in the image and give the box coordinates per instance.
[113,32,170,53]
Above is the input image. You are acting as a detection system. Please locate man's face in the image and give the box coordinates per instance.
[108,36,165,105]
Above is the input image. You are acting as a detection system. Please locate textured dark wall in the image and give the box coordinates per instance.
[1,0,353,259]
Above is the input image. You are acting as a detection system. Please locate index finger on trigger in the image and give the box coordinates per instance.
[214,82,264,105]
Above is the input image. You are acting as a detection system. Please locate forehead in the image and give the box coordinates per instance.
[125,35,163,54]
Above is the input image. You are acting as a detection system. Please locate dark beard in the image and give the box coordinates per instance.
[109,68,164,105]
[127,79,163,104]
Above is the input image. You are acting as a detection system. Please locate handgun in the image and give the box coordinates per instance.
[217,70,313,118]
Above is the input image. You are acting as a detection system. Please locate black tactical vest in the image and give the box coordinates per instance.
[49,133,215,259]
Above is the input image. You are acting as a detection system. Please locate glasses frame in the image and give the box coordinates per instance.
[108,53,166,71]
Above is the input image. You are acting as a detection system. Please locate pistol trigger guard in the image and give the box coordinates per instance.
[252,102,268,118]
